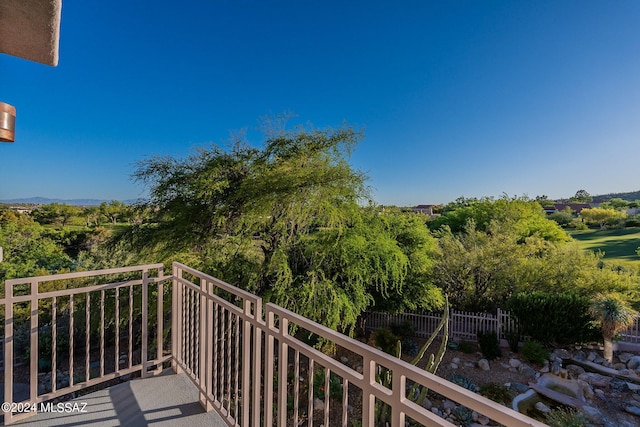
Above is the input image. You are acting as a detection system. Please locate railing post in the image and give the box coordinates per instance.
[29,279,38,403]
[241,301,252,426]
[4,280,14,424]
[264,308,275,427]
[199,279,211,411]
[251,303,263,427]
[172,263,182,374]
[141,270,149,378]
[156,267,164,374]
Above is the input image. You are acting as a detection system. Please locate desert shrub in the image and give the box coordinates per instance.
[505,329,520,352]
[313,368,343,400]
[389,321,419,356]
[569,219,588,230]
[458,340,476,353]
[479,382,512,405]
[521,340,549,365]
[452,406,473,426]
[389,320,415,338]
[476,330,501,360]
[449,374,478,392]
[544,407,588,427]
[370,328,400,355]
[507,292,600,345]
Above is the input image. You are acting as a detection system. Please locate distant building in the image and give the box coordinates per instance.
[10,206,32,215]
[413,204,436,217]
[547,203,592,215]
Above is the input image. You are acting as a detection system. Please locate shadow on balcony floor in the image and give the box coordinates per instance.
[11,370,227,427]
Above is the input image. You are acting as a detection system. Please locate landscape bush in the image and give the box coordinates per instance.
[544,407,588,427]
[507,292,600,345]
[458,340,477,353]
[476,330,501,360]
[369,328,400,355]
[521,340,549,365]
[479,382,512,405]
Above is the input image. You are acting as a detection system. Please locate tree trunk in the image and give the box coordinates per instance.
[603,337,613,362]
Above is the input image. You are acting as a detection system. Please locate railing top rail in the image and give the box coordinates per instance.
[4,263,165,286]
[173,262,261,305]
[266,303,545,427]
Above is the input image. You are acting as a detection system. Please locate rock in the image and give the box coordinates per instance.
[478,415,490,425]
[587,351,598,362]
[579,372,611,389]
[421,398,432,410]
[340,356,349,364]
[443,399,457,411]
[452,357,461,364]
[625,406,640,416]
[627,356,640,370]
[595,389,606,400]
[633,394,640,403]
[464,362,475,368]
[449,363,458,369]
[510,382,529,393]
[534,401,551,413]
[618,352,634,364]
[508,358,521,368]
[610,378,630,392]
[619,369,637,377]
[518,363,537,379]
[602,360,613,368]
[313,398,324,410]
[500,362,510,369]
[553,348,571,359]
[578,380,594,400]
[627,382,640,392]
[615,363,627,370]
[551,358,563,375]
[539,365,550,373]
[593,354,606,364]
[477,359,490,371]
[573,350,587,362]
[355,365,363,374]
[472,411,479,422]
[431,407,441,417]
[566,364,586,379]
[582,406,604,424]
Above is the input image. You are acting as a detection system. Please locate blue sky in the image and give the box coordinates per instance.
[1,1,639,205]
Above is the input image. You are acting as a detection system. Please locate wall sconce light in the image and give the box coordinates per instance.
[0,102,16,142]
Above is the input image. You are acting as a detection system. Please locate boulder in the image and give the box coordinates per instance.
[587,351,598,362]
[625,406,640,417]
[579,372,611,389]
[618,352,635,364]
[509,358,521,368]
[627,356,640,370]
[477,359,490,371]
[566,364,586,379]
[573,350,587,362]
[553,348,572,360]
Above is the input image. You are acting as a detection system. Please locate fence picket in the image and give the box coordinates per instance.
[366,309,640,346]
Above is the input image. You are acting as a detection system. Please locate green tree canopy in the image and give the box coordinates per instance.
[120,122,442,332]
[0,210,72,281]
[428,196,569,243]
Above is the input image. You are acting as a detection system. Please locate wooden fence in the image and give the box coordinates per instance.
[364,309,640,345]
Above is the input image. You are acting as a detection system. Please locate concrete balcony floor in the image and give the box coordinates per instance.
[12,371,226,427]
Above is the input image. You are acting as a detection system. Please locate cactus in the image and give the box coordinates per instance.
[375,298,450,424]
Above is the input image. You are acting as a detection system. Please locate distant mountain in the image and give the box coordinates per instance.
[0,197,139,206]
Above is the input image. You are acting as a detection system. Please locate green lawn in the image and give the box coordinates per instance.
[569,227,640,269]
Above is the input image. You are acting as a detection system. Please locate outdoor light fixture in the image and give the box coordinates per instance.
[0,102,16,143]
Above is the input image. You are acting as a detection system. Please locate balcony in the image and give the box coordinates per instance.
[1,263,545,426]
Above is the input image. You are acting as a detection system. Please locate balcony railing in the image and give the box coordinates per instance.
[1,263,546,426]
